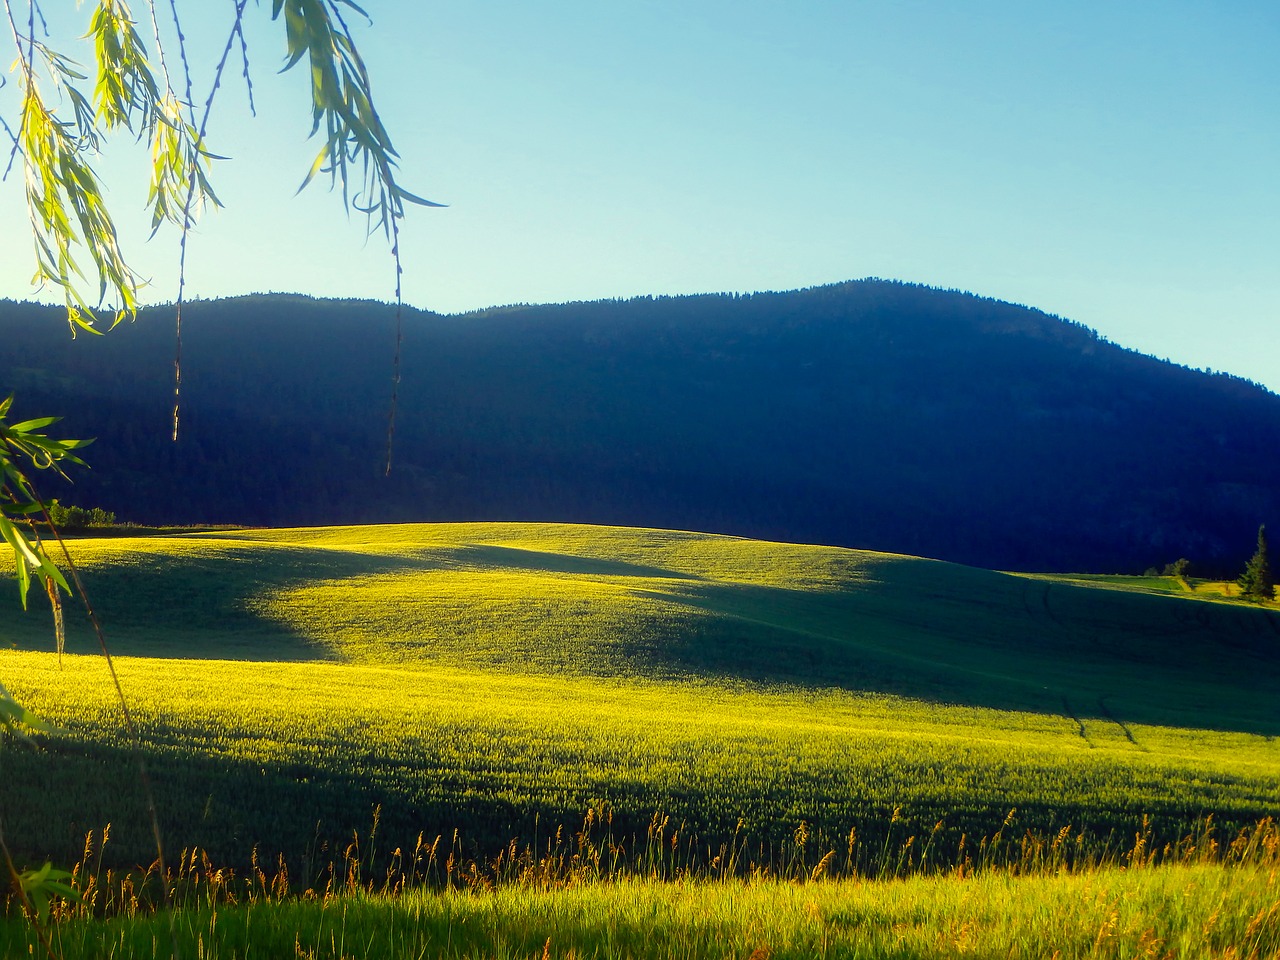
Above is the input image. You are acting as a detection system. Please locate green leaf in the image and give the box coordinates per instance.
[335,0,371,18]
[398,188,447,208]
[0,682,54,738]
[8,417,61,432]
[18,862,80,922]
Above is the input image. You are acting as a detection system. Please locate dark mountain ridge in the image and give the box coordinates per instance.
[1,279,1276,574]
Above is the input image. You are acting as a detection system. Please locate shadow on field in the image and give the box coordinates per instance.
[631,558,1280,736]
[450,544,703,581]
[1,730,416,872]
[4,725,752,876]
[5,540,1277,735]
[10,718,1273,878]
[0,720,764,871]
[0,543,448,661]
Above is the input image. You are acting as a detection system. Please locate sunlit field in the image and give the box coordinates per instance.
[1,523,1278,957]
[5,647,1279,871]
[11,522,1279,723]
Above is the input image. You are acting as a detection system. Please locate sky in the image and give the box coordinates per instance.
[1,1,1278,390]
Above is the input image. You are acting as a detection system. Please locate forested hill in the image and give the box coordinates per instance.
[1,280,1277,574]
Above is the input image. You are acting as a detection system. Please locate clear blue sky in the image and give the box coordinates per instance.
[2,1,1278,390]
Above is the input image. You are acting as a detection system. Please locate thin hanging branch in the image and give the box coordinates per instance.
[148,0,195,109]
[169,0,243,439]
[275,0,443,471]
[6,0,438,452]
[386,220,405,475]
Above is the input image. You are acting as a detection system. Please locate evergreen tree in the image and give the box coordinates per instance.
[1237,525,1275,601]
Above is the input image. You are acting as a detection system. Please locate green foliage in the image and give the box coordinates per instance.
[44,502,115,530]
[9,36,136,330]
[3,0,430,324]
[1238,524,1275,602]
[12,862,79,924]
[272,0,443,234]
[87,0,160,131]
[0,396,87,608]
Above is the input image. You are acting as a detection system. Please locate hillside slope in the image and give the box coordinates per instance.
[2,280,1277,572]
[7,523,1277,734]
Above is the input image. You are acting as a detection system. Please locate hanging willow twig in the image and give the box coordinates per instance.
[0,4,437,951]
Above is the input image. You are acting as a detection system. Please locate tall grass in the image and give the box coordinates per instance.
[3,816,1278,959]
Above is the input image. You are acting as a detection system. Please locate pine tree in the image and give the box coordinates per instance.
[1237,525,1275,601]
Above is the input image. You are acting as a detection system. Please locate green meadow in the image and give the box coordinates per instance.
[1,522,1278,957]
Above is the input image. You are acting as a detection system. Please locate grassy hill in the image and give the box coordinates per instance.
[11,522,1278,728]
[2,523,1278,870]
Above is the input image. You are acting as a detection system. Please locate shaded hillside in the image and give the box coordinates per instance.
[1,280,1277,572]
[6,523,1278,734]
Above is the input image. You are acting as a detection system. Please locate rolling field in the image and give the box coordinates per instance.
[1,522,1277,875]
